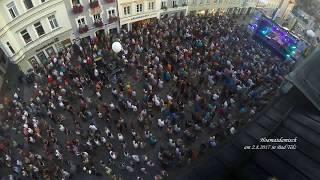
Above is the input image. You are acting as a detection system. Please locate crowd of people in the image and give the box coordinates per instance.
[0,14,294,180]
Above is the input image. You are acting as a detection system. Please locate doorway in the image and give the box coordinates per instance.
[37,51,48,66]
[95,29,105,42]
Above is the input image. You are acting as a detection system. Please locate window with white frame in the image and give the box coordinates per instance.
[93,14,101,21]
[108,9,115,17]
[34,22,46,36]
[24,0,34,10]
[7,2,19,19]
[48,15,59,29]
[148,2,154,10]
[6,42,15,54]
[20,29,32,44]
[136,4,143,13]
[124,6,130,15]
[77,17,86,27]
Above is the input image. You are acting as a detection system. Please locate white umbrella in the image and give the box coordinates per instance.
[306,30,316,38]
[112,41,122,53]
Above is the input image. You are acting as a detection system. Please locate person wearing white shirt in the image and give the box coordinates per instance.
[89,124,97,132]
[59,124,65,132]
[230,127,236,135]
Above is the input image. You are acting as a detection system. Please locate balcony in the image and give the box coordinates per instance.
[94,19,104,27]
[108,16,118,24]
[79,25,89,34]
[105,0,115,3]
[72,4,83,14]
[89,0,100,9]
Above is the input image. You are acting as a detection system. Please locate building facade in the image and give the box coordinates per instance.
[117,0,188,31]
[118,0,160,31]
[273,0,296,23]
[0,47,9,89]
[64,0,120,42]
[159,0,188,18]
[0,0,73,73]
[0,0,72,73]
[186,0,278,16]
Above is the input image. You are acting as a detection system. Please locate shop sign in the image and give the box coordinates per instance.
[122,13,158,23]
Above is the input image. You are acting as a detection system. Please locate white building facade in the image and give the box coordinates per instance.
[64,0,120,42]
[118,0,188,31]
[187,0,282,16]
[118,0,160,31]
[0,0,73,73]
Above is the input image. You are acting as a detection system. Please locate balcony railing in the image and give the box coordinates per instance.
[72,4,83,14]
[89,0,100,9]
[94,19,104,27]
[108,16,118,24]
[79,25,89,34]
[105,0,115,3]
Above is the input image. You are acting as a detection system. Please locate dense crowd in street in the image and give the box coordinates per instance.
[0,14,294,180]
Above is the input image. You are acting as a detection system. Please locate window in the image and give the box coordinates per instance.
[34,22,45,36]
[41,0,46,2]
[108,9,115,17]
[136,4,143,13]
[7,2,19,19]
[161,1,166,8]
[124,6,130,15]
[72,0,80,5]
[148,2,154,10]
[93,14,101,21]
[48,15,59,29]
[24,0,34,9]
[21,29,32,44]
[77,17,86,27]
[6,42,15,54]
[173,0,176,6]
[37,52,48,64]
[46,47,56,57]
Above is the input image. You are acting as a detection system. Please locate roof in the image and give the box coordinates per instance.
[286,47,320,111]
[176,87,320,180]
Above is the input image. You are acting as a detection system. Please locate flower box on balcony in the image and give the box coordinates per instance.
[72,4,83,14]
[89,1,100,9]
[161,6,167,10]
[94,20,104,27]
[79,25,89,34]
[108,16,118,24]
[105,0,115,3]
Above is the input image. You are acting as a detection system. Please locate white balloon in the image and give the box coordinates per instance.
[112,42,122,53]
